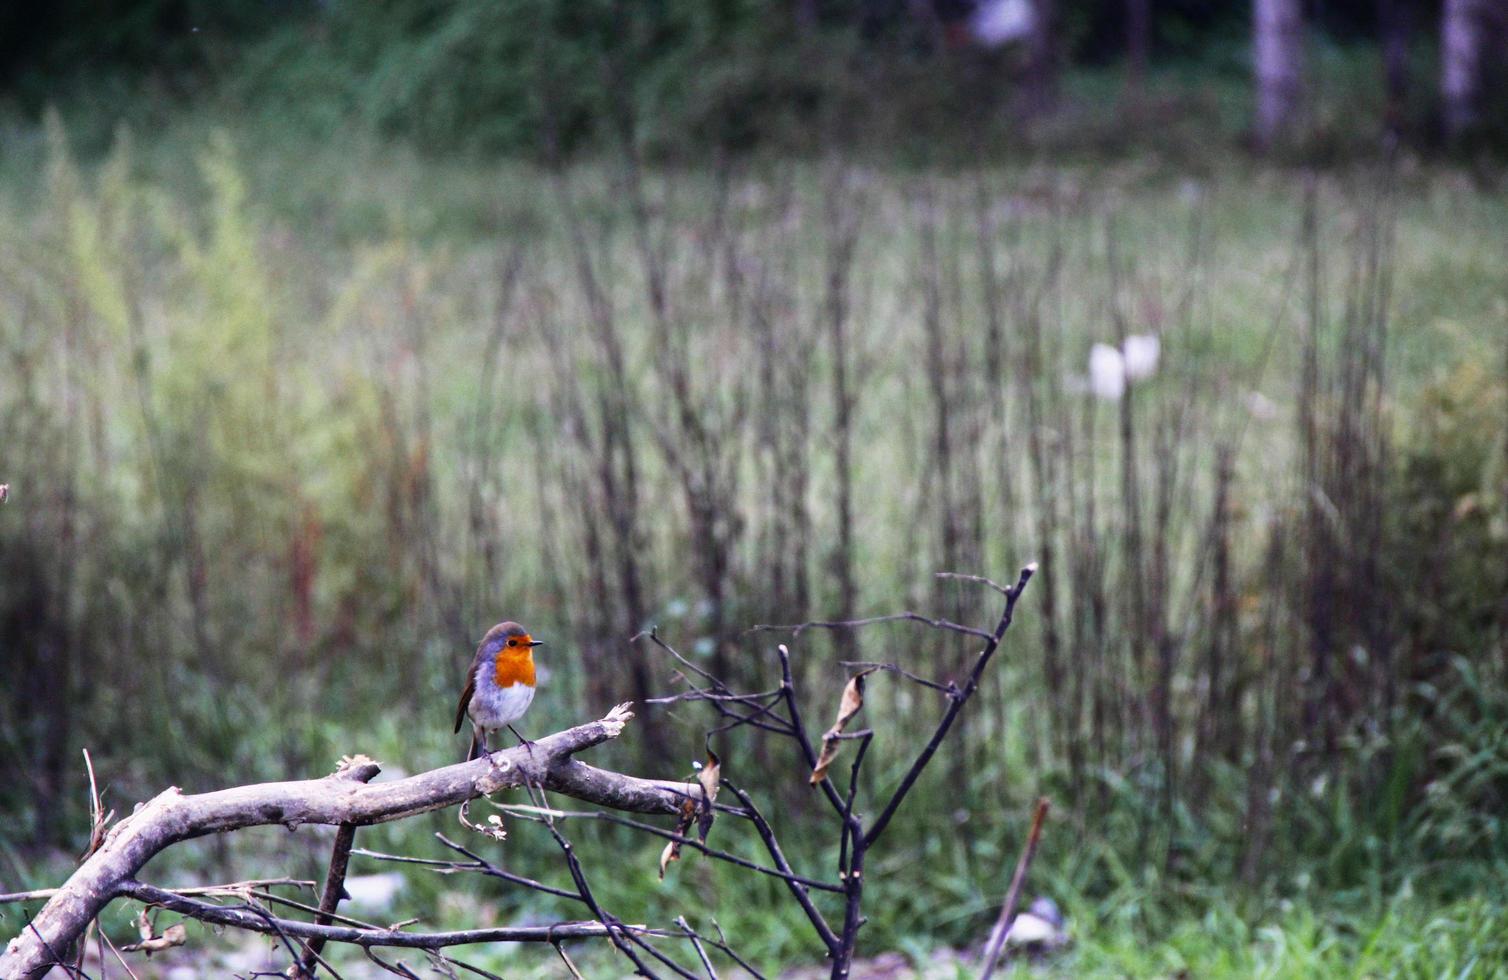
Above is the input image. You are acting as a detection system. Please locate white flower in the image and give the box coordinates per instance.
[1087,334,1160,401]
[1088,343,1126,401]
[1122,334,1160,380]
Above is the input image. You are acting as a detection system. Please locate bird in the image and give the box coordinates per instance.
[454,621,544,761]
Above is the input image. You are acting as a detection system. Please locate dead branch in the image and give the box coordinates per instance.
[519,781,685,978]
[751,613,996,644]
[934,571,1014,598]
[863,563,1037,848]
[496,803,842,893]
[978,797,1051,980]
[0,878,314,906]
[120,882,668,946]
[675,916,717,979]
[291,814,360,978]
[649,564,1036,980]
[836,662,956,695]
[7,565,1039,980]
[0,704,713,979]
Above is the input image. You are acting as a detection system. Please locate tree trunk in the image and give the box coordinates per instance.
[796,0,819,32]
[1441,0,1489,140]
[1253,0,1304,149]
[1126,0,1151,95]
[1027,0,1059,112]
[1379,0,1410,139]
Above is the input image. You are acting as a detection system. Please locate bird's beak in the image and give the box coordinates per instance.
[529,640,545,648]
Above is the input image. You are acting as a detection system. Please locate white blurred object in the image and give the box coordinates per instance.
[1122,334,1160,379]
[1246,390,1278,419]
[1088,334,1160,401]
[970,0,1035,47]
[1088,343,1127,401]
[1006,896,1068,950]
[344,872,405,909]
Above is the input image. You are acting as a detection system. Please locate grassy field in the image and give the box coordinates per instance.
[2,110,1507,976]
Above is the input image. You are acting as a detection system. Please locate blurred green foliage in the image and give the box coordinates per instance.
[2,4,1507,975]
[1,116,1506,974]
[1394,359,1508,659]
[10,0,1507,161]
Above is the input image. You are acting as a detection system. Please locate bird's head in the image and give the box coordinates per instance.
[484,621,544,658]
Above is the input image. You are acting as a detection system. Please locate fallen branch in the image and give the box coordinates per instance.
[0,703,709,979]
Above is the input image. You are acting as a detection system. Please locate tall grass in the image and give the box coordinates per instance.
[1,119,1506,972]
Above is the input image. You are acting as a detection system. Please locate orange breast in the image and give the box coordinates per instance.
[493,652,536,688]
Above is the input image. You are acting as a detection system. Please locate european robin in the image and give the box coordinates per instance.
[454,621,544,761]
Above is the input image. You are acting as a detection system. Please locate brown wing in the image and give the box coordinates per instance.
[454,653,479,733]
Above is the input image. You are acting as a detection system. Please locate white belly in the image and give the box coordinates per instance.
[468,673,535,731]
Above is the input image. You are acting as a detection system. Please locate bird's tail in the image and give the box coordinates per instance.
[464,730,484,763]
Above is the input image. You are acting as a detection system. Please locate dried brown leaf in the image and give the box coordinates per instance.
[658,839,681,879]
[696,749,721,842]
[697,750,722,804]
[659,798,696,880]
[123,922,186,955]
[810,668,875,784]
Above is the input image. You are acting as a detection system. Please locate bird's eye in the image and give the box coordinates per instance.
[507,639,517,647]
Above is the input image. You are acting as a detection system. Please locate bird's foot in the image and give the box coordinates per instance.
[506,725,535,756]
